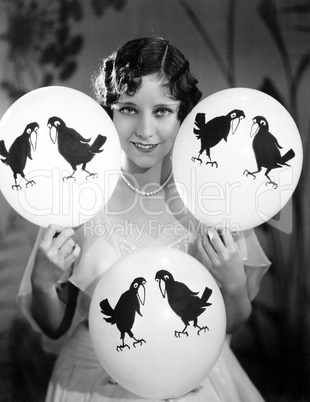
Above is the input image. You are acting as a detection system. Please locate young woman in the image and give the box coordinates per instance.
[18,37,270,401]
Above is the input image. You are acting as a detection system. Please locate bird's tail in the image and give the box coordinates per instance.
[193,113,206,139]
[100,298,114,316]
[281,148,295,165]
[90,135,107,153]
[0,140,9,164]
[201,287,212,306]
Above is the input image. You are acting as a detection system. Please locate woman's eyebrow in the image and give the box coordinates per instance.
[155,102,179,108]
[114,101,137,106]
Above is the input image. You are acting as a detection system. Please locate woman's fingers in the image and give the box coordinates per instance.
[53,228,75,250]
[63,243,81,268]
[41,225,75,251]
[199,233,222,268]
[199,228,241,267]
[197,235,212,267]
[39,224,79,269]
[58,238,76,259]
[42,224,64,243]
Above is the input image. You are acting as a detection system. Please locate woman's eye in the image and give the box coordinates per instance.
[155,108,171,117]
[119,107,136,115]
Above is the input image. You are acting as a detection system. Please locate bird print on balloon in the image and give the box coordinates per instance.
[243,116,295,189]
[191,109,245,168]
[0,117,107,190]
[99,272,213,352]
[47,116,106,181]
[0,122,39,190]
[100,277,147,352]
[191,110,295,189]
[155,270,212,338]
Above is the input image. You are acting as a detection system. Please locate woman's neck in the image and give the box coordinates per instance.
[121,153,172,188]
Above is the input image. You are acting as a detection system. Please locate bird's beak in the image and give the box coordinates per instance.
[156,279,166,298]
[137,283,146,306]
[231,116,243,135]
[30,128,38,151]
[48,124,57,144]
[250,122,259,137]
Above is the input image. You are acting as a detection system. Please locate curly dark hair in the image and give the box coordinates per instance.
[92,37,202,122]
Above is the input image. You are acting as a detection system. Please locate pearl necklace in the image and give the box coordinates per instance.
[121,170,173,196]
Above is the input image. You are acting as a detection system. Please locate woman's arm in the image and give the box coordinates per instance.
[30,224,81,339]
[197,230,252,333]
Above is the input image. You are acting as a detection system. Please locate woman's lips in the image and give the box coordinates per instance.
[131,142,159,152]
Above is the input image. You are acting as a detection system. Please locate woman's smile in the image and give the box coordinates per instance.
[131,141,161,152]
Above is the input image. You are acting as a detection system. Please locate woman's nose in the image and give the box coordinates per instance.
[135,115,156,139]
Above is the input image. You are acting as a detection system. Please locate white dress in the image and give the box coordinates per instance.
[17,211,270,402]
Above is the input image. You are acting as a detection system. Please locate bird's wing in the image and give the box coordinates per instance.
[26,140,32,160]
[66,127,91,143]
[272,135,283,149]
[199,117,229,146]
[173,281,199,299]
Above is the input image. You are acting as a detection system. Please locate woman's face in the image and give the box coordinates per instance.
[112,74,181,171]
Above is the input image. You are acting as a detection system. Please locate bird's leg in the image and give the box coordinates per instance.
[191,155,203,164]
[63,170,77,182]
[116,337,130,352]
[195,324,209,335]
[127,330,146,348]
[243,167,261,180]
[206,154,218,168]
[82,168,98,180]
[191,150,203,164]
[132,336,146,348]
[175,324,189,338]
[265,170,278,189]
[206,160,218,168]
[23,175,36,188]
[12,177,22,191]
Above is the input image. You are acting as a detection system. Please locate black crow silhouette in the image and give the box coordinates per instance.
[191,109,245,168]
[0,122,39,190]
[100,277,146,351]
[47,116,107,181]
[244,116,295,189]
[155,270,212,338]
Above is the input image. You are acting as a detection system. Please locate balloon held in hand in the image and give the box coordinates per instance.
[172,88,303,231]
[89,247,226,400]
[0,86,121,228]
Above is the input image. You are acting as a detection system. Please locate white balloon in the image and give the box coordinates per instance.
[173,88,303,231]
[89,247,226,400]
[0,86,121,227]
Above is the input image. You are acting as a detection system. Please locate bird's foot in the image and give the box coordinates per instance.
[63,175,76,182]
[197,325,209,335]
[265,180,278,189]
[175,330,189,338]
[206,161,218,168]
[191,157,202,165]
[85,172,98,180]
[116,344,130,352]
[243,170,256,179]
[26,180,36,188]
[133,338,146,348]
[12,184,22,191]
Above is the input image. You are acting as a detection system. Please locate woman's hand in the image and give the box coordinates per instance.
[197,229,246,293]
[31,224,80,292]
[197,229,251,332]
